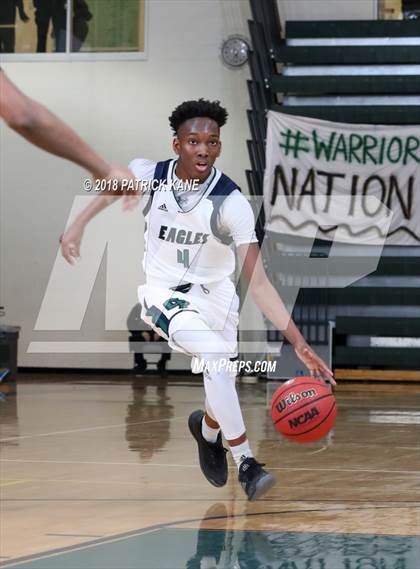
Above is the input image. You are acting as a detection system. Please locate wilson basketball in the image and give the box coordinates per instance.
[271,376,337,443]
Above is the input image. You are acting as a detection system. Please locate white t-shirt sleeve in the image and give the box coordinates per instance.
[128,158,157,182]
[128,158,156,209]
[217,190,258,247]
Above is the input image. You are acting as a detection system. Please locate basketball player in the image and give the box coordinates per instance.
[60,99,335,500]
[0,68,135,192]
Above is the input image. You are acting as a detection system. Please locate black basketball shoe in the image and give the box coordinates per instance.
[188,410,228,488]
[238,457,276,501]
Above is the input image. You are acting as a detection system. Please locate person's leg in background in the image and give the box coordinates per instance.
[0,28,15,53]
[127,303,150,375]
[52,0,66,52]
[129,330,154,375]
[156,336,171,377]
[0,0,17,53]
[71,35,82,52]
[34,0,53,53]
[128,329,171,376]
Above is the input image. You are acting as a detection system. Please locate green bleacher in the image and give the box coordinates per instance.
[247,4,420,378]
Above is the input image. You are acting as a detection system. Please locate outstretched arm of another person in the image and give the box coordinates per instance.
[60,194,123,265]
[0,70,134,189]
[237,242,336,385]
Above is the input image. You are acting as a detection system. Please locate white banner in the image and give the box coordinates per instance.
[264,111,420,245]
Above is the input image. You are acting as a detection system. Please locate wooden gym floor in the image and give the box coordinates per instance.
[0,374,419,568]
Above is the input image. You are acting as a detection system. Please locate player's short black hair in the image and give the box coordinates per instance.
[169,99,228,134]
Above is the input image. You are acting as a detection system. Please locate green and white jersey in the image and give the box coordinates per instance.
[129,158,257,286]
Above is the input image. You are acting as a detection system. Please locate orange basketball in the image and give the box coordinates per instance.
[271,376,337,442]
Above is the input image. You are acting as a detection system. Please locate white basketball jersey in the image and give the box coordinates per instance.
[143,160,236,285]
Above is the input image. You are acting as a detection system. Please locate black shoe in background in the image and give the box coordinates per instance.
[133,360,147,374]
[156,358,168,377]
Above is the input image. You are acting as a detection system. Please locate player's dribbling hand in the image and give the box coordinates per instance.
[60,222,84,265]
[294,342,336,386]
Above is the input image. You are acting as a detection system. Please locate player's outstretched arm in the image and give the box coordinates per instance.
[237,242,335,384]
[60,194,121,265]
[0,70,135,189]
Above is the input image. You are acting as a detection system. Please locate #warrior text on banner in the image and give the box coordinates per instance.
[263,111,419,245]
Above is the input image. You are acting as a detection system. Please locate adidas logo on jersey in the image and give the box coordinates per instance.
[158,203,168,212]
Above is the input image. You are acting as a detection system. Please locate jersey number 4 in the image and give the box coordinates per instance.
[177,249,190,268]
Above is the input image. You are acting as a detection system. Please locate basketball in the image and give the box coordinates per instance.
[271,377,337,443]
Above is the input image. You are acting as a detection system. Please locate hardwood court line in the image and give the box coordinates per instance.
[268,466,420,475]
[1,477,207,487]
[1,458,418,475]
[311,444,420,450]
[309,446,328,455]
[3,499,419,504]
[0,528,161,569]
[0,415,187,443]
[0,406,259,443]
[0,403,263,443]
[0,506,417,569]
[0,480,32,488]
[0,459,197,468]
[45,534,103,538]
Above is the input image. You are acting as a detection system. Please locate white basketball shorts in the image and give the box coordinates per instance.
[137,277,239,360]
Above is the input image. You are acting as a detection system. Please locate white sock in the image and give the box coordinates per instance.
[230,440,253,469]
[201,416,220,443]
[201,557,217,569]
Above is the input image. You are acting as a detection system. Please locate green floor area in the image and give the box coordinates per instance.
[2,528,419,569]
